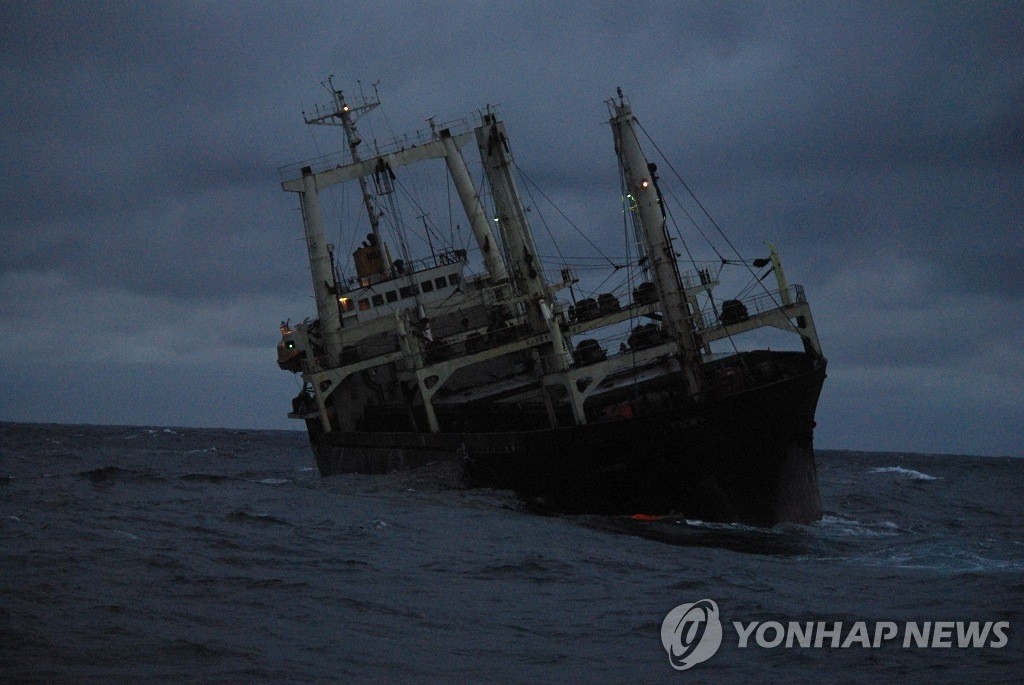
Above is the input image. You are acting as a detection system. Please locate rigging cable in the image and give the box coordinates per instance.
[635,118,786,311]
[617,156,644,389]
[512,161,622,271]
[394,176,451,254]
[663,200,743,359]
[513,163,570,273]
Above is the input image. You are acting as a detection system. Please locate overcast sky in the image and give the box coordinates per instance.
[2,2,1021,457]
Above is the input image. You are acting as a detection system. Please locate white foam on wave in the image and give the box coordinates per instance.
[817,515,902,538]
[869,548,1024,574]
[868,466,940,481]
[257,478,290,485]
[683,519,766,533]
[185,447,218,454]
[128,429,168,438]
[102,529,139,541]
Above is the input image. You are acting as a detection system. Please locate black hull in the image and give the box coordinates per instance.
[305,360,826,526]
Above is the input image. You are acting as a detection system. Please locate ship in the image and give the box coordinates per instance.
[275,82,827,526]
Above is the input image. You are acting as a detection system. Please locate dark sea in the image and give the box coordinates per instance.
[1,423,1021,683]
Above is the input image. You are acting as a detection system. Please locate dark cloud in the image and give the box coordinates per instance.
[1,1,1021,455]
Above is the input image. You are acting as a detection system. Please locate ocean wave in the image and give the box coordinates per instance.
[161,638,245,660]
[583,515,812,556]
[179,473,234,483]
[860,546,1024,574]
[123,428,181,439]
[473,556,577,582]
[868,466,940,481]
[681,518,768,533]
[81,466,166,486]
[224,510,292,527]
[100,529,140,541]
[243,577,310,590]
[816,515,903,538]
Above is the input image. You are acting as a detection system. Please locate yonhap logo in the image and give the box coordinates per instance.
[660,599,1010,672]
[661,599,723,670]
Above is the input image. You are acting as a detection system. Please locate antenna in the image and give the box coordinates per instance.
[304,78,380,127]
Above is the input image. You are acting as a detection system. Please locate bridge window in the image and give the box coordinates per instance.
[371,294,384,307]
[435,276,447,289]
[421,280,434,293]
[385,290,398,303]
[358,298,370,311]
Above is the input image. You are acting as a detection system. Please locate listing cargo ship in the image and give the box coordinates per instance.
[276,83,827,525]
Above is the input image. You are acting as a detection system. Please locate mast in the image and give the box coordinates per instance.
[766,241,792,305]
[608,89,701,392]
[476,113,544,295]
[304,78,390,279]
[299,166,344,364]
[439,128,508,282]
[476,111,569,373]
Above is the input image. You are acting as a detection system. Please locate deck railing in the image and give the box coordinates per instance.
[695,285,806,329]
